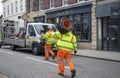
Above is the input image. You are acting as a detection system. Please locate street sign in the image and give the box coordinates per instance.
[110,7,119,18]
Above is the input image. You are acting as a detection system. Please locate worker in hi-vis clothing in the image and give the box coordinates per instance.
[42,25,55,60]
[54,18,78,78]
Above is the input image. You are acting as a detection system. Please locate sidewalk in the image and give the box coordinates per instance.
[75,49,120,62]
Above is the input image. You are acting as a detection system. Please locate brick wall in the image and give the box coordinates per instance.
[26,0,30,13]
[68,0,77,4]
[26,0,78,12]
[55,0,62,7]
[44,0,49,9]
[34,0,39,11]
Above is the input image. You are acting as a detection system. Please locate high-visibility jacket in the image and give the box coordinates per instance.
[42,30,54,45]
[54,31,78,52]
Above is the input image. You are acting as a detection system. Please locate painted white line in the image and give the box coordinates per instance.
[0,50,14,54]
[26,57,69,69]
[0,74,8,78]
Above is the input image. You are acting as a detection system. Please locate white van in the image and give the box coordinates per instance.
[0,22,56,55]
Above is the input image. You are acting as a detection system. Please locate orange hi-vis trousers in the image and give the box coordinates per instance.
[44,44,55,59]
[57,49,76,74]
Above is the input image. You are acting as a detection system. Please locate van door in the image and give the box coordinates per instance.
[26,25,36,48]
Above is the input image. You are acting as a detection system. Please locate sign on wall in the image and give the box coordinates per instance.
[111,7,120,18]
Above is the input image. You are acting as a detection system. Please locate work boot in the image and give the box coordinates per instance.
[44,58,49,60]
[58,73,64,76]
[52,55,56,60]
[71,70,76,78]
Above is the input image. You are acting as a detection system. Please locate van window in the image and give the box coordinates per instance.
[28,25,36,36]
[34,25,56,35]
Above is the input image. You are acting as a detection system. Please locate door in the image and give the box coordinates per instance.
[108,25,119,51]
[102,18,120,51]
[26,25,36,48]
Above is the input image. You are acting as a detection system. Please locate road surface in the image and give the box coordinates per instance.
[0,46,120,78]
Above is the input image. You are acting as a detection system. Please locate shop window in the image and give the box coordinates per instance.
[81,13,89,40]
[74,13,91,41]
[59,13,91,41]
[68,16,73,21]
[74,15,81,40]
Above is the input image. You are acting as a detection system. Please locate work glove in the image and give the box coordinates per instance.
[74,51,77,54]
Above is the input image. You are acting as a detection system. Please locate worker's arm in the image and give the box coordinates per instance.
[72,36,78,52]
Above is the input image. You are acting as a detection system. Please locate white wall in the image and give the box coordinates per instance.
[2,0,26,33]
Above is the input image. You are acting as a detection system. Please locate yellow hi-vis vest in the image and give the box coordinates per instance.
[56,31,78,52]
[42,30,54,44]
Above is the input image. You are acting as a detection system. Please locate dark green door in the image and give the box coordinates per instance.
[102,18,120,51]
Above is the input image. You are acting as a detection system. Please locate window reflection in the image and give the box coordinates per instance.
[74,15,81,40]
[74,13,90,41]
[59,13,90,41]
[81,17,89,40]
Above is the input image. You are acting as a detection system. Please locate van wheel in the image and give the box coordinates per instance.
[32,45,39,55]
[10,45,16,51]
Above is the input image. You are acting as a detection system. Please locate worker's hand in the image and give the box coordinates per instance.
[74,51,77,54]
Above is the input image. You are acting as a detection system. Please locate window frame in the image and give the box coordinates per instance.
[50,0,54,8]
[3,7,6,17]
[77,0,90,3]
[11,3,14,15]
[73,13,91,42]
[30,0,34,12]
[7,5,9,15]
[28,25,36,36]
[20,0,23,11]
[39,0,44,10]
[15,1,18,13]
[62,0,68,6]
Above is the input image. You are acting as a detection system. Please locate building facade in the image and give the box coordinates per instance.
[2,0,26,33]
[96,0,120,51]
[0,15,3,42]
[26,0,46,22]
[26,0,97,50]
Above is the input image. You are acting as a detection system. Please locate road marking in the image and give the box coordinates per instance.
[26,57,69,69]
[0,74,8,78]
[0,50,14,54]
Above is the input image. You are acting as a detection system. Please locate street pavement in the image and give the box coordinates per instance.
[0,46,120,78]
[0,74,8,78]
[2,46,120,61]
[75,49,120,62]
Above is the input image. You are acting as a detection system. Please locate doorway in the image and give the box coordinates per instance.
[102,17,120,51]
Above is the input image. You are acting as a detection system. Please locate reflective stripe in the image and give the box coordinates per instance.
[58,58,64,62]
[55,32,78,51]
[57,45,73,50]
[60,34,74,43]
[74,46,78,48]
[43,30,54,44]
[59,39,72,43]
[72,42,77,44]
[65,59,72,62]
